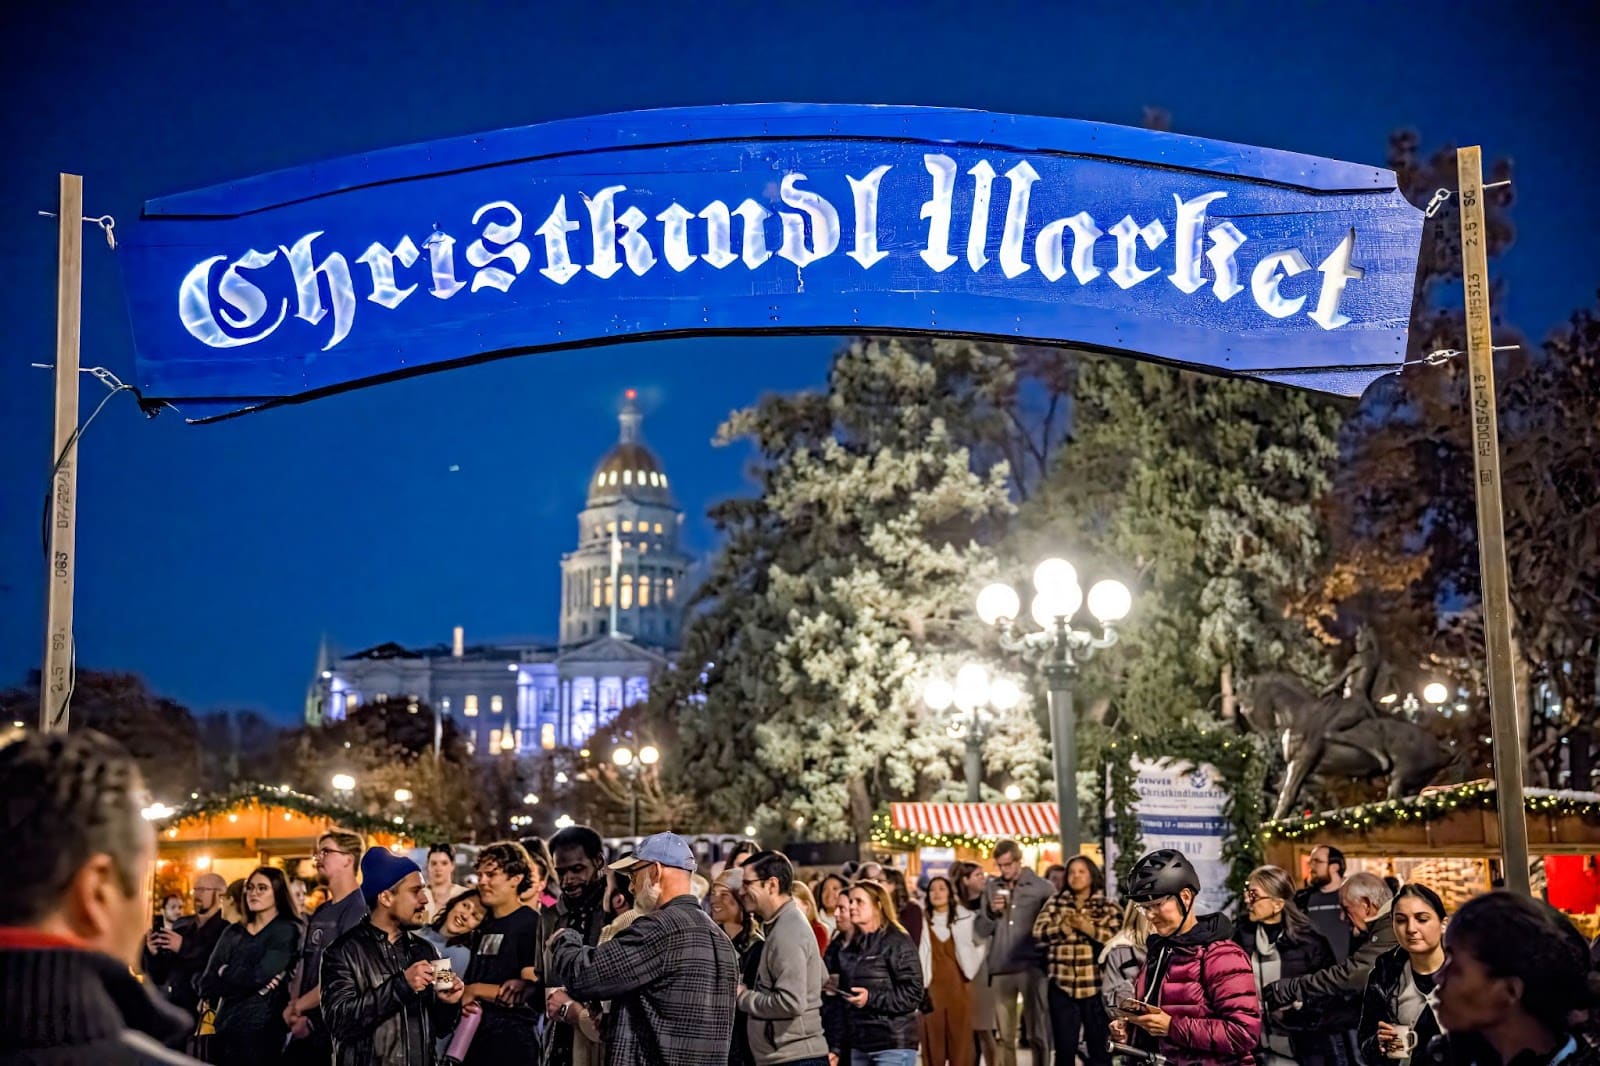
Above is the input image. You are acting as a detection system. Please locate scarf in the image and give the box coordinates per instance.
[1252,924,1296,1063]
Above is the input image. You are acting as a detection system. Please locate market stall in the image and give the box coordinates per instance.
[872,802,1080,877]
[151,784,434,894]
[1261,782,1600,936]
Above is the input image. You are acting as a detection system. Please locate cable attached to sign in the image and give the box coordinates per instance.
[1406,180,1517,371]
[36,211,116,249]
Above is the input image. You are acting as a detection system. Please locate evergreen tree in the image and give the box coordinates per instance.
[1014,355,1343,734]
[657,336,1054,844]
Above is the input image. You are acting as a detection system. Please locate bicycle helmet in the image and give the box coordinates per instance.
[1125,848,1200,903]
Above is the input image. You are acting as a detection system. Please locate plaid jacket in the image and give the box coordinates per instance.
[548,893,737,1066]
[1032,891,1122,998]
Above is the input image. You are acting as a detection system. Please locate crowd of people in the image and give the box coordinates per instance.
[5,728,1600,1066]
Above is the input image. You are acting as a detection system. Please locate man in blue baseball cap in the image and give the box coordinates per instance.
[545,832,737,1065]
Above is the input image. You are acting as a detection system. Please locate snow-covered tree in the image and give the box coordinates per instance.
[657,336,1052,844]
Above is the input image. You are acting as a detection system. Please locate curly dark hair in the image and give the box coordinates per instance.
[0,729,146,924]
[1445,891,1600,1035]
[475,840,534,894]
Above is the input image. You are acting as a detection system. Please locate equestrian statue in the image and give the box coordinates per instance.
[1237,627,1458,821]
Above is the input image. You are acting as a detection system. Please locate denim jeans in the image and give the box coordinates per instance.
[850,1050,921,1066]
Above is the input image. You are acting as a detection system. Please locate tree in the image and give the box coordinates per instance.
[658,336,1048,847]
[0,671,203,801]
[1013,354,1343,737]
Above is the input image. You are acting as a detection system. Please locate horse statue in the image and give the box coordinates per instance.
[1237,671,1459,822]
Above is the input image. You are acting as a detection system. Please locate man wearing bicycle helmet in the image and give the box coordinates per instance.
[1108,849,1260,1066]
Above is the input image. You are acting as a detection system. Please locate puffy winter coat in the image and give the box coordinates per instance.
[319,917,460,1066]
[1135,913,1261,1066]
[1357,947,1441,1066]
[829,925,924,1053]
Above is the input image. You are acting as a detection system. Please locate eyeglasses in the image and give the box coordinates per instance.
[1136,895,1175,915]
[1243,889,1267,904]
[316,847,349,859]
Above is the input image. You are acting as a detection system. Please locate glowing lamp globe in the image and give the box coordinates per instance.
[331,773,356,793]
[393,788,413,804]
[923,678,955,711]
[1031,581,1082,628]
[1003,784,1023,801]
[1422,682,1450,705]
[1087,579,1132,623]
[954,663,990,710]
[640,745,660,765]
[976,583,1021,626]
[989,677,1022,711]
[1032,558,1078,598]
[612,747,634,767]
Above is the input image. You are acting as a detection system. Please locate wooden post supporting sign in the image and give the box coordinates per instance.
[1456,146,1531,895]
[41,173,84,734]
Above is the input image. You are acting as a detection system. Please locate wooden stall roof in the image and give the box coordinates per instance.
[153,784,434,858]
[1260,783,1600,860]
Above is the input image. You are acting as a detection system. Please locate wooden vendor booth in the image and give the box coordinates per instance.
[873,802,1077,878]
[151,784,433,899]
[1261,782,1600,937]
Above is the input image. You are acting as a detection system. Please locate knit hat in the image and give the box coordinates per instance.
[360,847,421,908]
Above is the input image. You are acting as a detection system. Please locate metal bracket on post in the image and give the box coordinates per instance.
[42,173,84,734]
[1456,146,1532,895]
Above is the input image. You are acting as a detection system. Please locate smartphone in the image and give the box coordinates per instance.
[1117,998,1156,1016]
[152,914,166,933]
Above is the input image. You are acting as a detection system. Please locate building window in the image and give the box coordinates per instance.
[639,575,651,606]
[607,521,616,533]
[591,576,601,607]
[666,577,676,602]
[596,473,604,487]
[654,522,663,534]
[605,575,614,606]
[581,621,589,636]
[621,520,632,533]
[441,697,451,714]
[621,574,634,609]
[464,695,479,717]
[623,469,632,485]
[639,541,648,554]
[661,474,668,488]
[489,728,502,750]
[608,470,617,485]
[491,695,504,714]
[374,692,388,704]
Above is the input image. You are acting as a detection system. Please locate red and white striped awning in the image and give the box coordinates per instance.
[890,802,1059,839]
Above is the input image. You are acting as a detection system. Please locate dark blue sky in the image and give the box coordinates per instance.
[2,1,1595,724]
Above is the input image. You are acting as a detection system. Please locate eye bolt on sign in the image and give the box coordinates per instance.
[117,104,1424,421]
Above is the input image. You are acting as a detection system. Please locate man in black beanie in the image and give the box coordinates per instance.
[0,728,203,1063]
[320,846,464,1065]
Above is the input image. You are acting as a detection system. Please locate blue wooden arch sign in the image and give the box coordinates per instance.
[118,104,1424,421]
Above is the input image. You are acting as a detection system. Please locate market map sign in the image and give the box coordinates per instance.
[119,104,1425,421]
[1106,757,1234,917]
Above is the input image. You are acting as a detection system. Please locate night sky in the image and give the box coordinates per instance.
[1,1,1595,724]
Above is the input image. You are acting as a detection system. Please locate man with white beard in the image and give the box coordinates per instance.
[545,833,738,1065]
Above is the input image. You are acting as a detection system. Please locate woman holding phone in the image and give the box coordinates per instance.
[198,866,300,1065]
[829,881,924,1066]
[1108,849,1259,1066]
[1357,884,1446,1066]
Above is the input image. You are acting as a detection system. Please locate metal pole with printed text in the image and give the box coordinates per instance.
[1457,146,1531,896]
[41,174,84,734]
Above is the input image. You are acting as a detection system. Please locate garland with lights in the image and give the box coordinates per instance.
[868,812,1055,854]
[1260,782,1600,842]
[1104,727,1268,899]
[156,783,442,842]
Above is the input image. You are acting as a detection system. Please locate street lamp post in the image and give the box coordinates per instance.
[612,744,659,837]
[330,772,356,804]
[977,559,1131,860]
[924,665,1023,801]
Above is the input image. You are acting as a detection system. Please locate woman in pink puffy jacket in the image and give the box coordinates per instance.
[1108,850,1261,1066]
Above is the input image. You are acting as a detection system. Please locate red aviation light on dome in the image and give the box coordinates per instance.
[625,388,637,400]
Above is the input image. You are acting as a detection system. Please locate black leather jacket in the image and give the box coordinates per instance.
[828,925,923,1053]
[320,917,460,1066]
